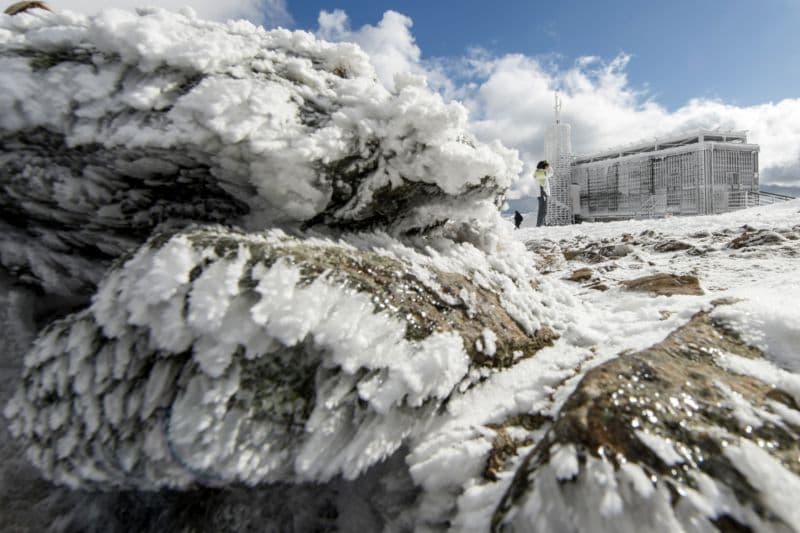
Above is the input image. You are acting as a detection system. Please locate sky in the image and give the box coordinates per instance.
[38,1,800,191]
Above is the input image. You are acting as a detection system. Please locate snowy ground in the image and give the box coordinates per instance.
[515,200,800,363]
[471,200,800,531]
[351,200,800,531]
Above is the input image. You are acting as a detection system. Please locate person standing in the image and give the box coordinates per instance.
[535,160,552,227]
[514,210,523,229]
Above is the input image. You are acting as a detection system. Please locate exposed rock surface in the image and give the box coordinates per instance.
[563,243,633,263]
[567,268,593,282]
[652,240,693,253]
[728,230,786,249]
[586,281,609,291]
[621,273,704,296]
[494,310,800,532]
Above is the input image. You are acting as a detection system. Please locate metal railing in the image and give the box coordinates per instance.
[729,190,796,209]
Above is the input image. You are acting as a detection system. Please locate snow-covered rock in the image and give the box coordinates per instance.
[5,225,559,490]
[495,309,800,532]
[0,7,520,299]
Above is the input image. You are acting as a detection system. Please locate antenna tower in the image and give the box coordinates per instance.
[554,93,562,125]
[543,92,573,225]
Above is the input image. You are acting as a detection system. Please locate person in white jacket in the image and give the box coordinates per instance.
[535,160,552,226]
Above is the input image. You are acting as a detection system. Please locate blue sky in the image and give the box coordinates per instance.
[289,0,800,111]
[55,0,800,187]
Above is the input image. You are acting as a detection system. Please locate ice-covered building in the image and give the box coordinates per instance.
[534,97,769,225]
[571,130,761,222]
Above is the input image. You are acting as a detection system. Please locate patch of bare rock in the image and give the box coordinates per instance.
[621,273,704,296]
[652,240,694,253]
[567,268,593,282]
[563,243,633,263]
[728,230,786,249]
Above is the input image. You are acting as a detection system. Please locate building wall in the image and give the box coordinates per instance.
[572,142,759,220]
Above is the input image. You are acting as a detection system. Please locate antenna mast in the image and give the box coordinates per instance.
[554,92,562,125]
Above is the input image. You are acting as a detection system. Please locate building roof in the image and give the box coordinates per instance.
[574,129,757,165]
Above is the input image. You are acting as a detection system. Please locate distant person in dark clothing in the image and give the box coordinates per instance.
[514,210,523,229]
[535,160,552,227]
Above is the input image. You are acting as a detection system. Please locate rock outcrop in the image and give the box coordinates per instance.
[0,7,519,302]
[6,226,558,489]
[621,273,704,296]
[494,309,800,532]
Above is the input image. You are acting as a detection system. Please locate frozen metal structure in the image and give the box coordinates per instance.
[571,130,761,222]
[543,95,574,225]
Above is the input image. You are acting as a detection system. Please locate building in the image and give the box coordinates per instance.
[571,130,760,222]
[539,101,761,225]
[544,95,764,226]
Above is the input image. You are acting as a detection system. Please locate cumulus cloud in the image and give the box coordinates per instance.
[51,0,292,26]
[314,10,800,189]
[317,9,422,91]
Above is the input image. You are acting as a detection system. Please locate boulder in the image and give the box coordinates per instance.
[563,248,605,264]
[728,230,786,249]
[652,240,693,253]
[0,8,520,301]
[564,244,631,263]
[598,244,633,258]
[6,226,557,490]
[494,311,800,532]
[567,268,593,282]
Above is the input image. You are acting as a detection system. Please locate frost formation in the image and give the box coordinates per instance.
[3,7,800,533]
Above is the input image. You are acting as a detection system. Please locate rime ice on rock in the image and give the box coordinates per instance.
[493,311,800,532]
[0,7,520,300]
[6,226,561,489]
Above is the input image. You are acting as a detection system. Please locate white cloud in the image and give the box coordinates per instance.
[317,9,422,91]
[52,0,292,26]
